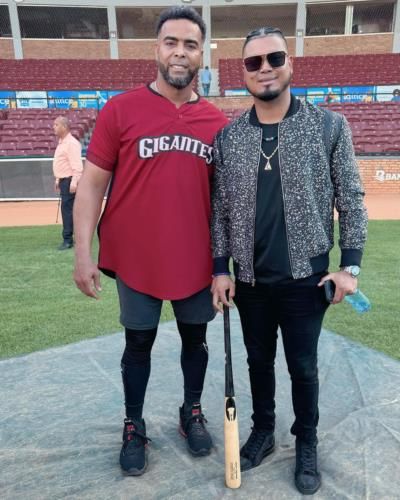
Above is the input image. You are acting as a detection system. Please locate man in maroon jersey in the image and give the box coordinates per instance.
[73,6,227,476]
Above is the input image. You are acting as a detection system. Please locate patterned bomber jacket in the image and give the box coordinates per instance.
[211,100,368,284]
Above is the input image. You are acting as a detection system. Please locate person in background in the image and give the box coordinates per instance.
[325,90,338,104]
[391,88,400,102]
[362,91,374,103]
[200,65,212,96]
[53,116,83,250]
[73,6,227,476]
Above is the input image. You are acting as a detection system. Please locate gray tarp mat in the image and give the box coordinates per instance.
[1,310,400,499]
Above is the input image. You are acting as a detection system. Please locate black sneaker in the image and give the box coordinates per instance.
[294,439,321,495]
[179,403,213,456]
[120,418,151,476]
[58,241,73,250]
[240,428,275,471]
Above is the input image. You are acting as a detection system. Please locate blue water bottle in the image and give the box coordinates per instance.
[344,289,371,313]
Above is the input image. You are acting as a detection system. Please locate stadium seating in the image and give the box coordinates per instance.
[1,103,399,157]
[219,53,400,94]
[0,108,96,156]
[221,102,400,156]
[0,59,157,90]
[2,54,399,96]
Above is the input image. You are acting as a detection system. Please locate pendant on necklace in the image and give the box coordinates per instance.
[264,160,272,171]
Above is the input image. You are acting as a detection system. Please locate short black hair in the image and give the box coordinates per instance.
[243,26,287,54]
[156,6,206,42]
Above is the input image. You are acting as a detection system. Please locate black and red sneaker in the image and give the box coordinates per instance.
[179,403,213,456]
[120,418,151,476]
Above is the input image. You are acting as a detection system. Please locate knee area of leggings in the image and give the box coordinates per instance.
[181,342,209,356]
[121,348,151,367]
[177,322,207,350]
[125,327,157,351]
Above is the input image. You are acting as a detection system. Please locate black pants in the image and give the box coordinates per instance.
[59,177,75,244]
[234,280,329,444]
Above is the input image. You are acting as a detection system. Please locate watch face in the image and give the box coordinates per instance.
[349,266,360,277]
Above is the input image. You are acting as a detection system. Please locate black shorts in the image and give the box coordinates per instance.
[116,276,216,329]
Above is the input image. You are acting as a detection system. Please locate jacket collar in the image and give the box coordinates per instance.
[249,93,300,127]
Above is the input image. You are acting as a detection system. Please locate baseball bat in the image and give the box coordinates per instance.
[223,299,241,489]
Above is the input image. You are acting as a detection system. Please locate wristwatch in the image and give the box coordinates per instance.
[341,265,360,278]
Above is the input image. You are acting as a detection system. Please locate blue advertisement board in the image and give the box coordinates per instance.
[48,90,108,109]
[0,91,16,109]
[375,85,400,102]
[2,84,399,109]
[16,91,48,108]
[342,86,376,103]
[224,88,250,97]
[291,88,307,102]
[291,88,307,96]
[306,87,342,105]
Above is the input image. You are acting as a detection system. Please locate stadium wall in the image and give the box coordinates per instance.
[0,39,14,59]
[305,34,393,56]
[359,159,400,194]
[209,97,252,109]
[0,158,54,199]
[21,40,111,59]
[118,40,156,59]
[0,158,398,199]
[210,38,297,67]
[1,33,394,61]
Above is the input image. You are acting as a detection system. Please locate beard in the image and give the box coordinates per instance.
[157,61,198,90]
[247,72,292,101]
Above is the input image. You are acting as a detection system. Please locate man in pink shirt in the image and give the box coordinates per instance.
[53,116,83,250]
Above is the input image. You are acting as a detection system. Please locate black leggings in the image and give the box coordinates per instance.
[121,322,208,419]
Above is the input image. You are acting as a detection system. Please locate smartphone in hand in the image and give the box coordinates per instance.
[323,280,336,303]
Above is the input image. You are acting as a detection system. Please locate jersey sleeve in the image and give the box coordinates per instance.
[86,100,119,171]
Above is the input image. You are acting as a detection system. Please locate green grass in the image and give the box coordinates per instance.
[0,225,173,359]
[323,220,400,360]
[0,221,399,360]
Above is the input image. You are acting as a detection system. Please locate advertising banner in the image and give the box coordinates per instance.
[75,91,108,109]
[48,90,108,109]
[48,90,78,109]
[0,91,16,109]
[16,91,48,109]
[375,85,400,102]
[224,88,250,97]
[342,86,376,103]
[306,87,342,105]
[291,88,307,102]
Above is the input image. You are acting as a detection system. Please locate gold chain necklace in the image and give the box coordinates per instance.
[260,144,279,171]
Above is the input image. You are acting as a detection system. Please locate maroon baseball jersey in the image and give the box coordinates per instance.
[86,85,228,300]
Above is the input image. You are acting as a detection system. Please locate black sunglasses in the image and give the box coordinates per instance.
[243,51,287,72]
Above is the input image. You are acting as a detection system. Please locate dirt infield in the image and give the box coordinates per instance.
[0,194,399,227]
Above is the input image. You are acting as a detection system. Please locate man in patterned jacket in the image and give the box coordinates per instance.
[211,27,367,495]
